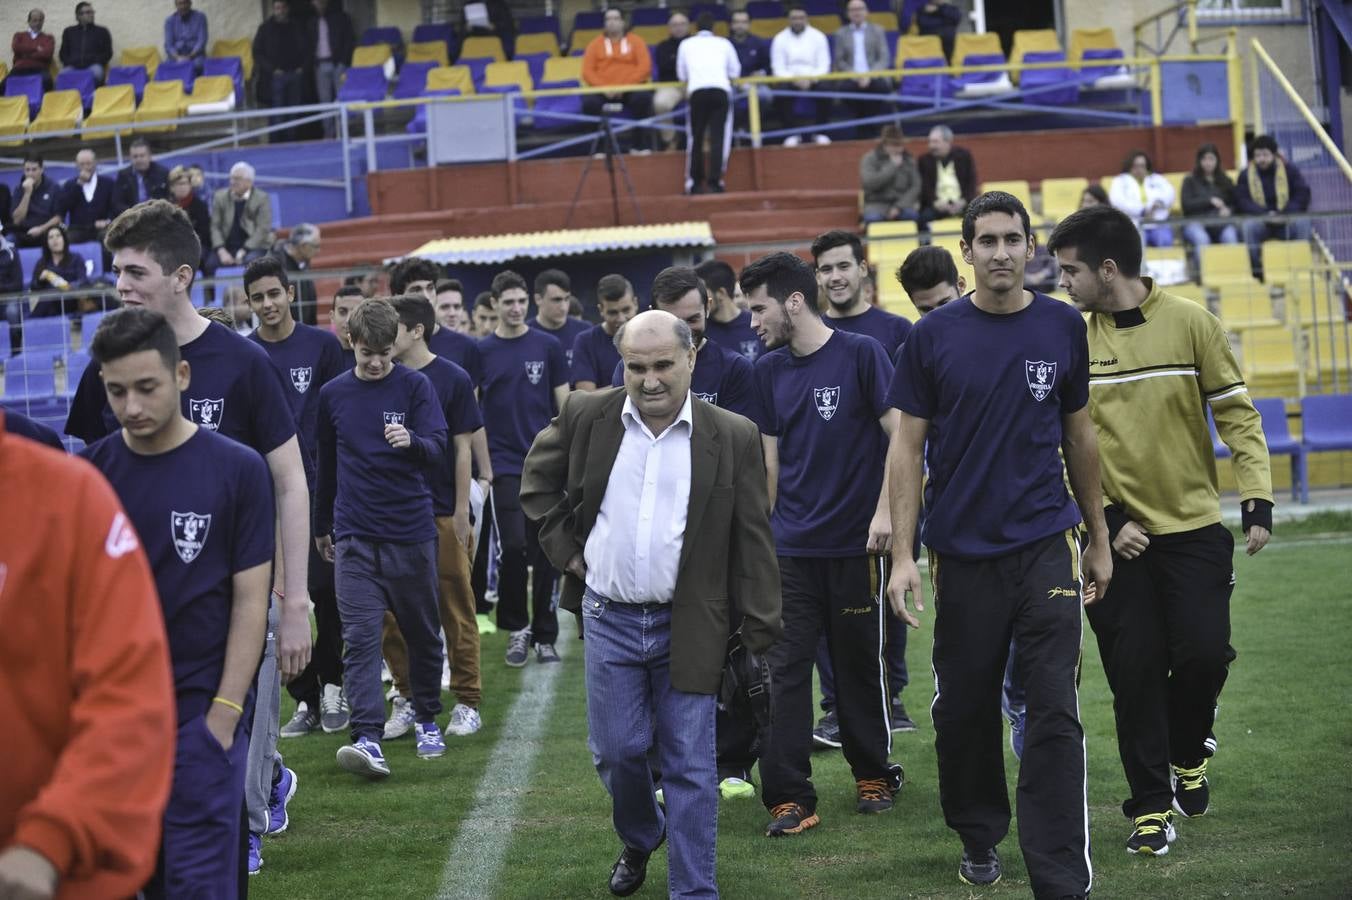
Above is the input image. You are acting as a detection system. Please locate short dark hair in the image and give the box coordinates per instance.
[389,257,440,294]
[810,229,864,264]
[90,307,180,371]
[490,269,528,298]
[390,294,436,341]
[473,290,494,310]
[696,12,715,30]
[243,254,290,294]
[739,252,818,308]
[534,268,570,296]
[129,136,151,152]
[694,259,736,297]
[348,298,399,348]
[104,198,202,280]
[651,266,708,308]
[1046,205,1143,279]
[435,278,464,295]
[896,246,960,297]
[1252,133,1279,154]
[597,273,634,304]
[22,151,43,166]
[334,284,364,305]
[1122,149,1153,174]
[961,190,1032,245]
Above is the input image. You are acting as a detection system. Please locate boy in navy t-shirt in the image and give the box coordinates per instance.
[697,258,763,362]
[886,192,1110,897]
[81,308,274,898]
[528,268,590,369]
[742,252,904,837]
[384,294,487,738]
[571,273,637,390]
[477,270,570,666]
[812,231,913,358]
[390,255,484,383]
[315,299,450,778]
[332,284,365,371]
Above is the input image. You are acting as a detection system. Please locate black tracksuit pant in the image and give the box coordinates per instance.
[685,87,731,191]
[286,539,343,708]
[491,475,558,644]
[931,530,1091,900]
[1086,522,1235,819]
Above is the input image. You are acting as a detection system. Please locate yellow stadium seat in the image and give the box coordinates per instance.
[427,66,474,95]
[1161,171,1186,214]
[134,81,185,132]
[897,34,945,68]
[1010,29,1061,84]
[210,38,253,80]
[1068,27,1119,68]
[84,84,136,134]
[352,44,392,68]
[1241,325,1301,377]
[461,34,507,62]
[516,32,561,57]
[981,179,1034,212]
[0,63,7,82]
[1041,176,1088,222]
[1166,282,1211,305]
[1200,244,1257,287]
[0,96,29,145]
[1217,284,1279,330]
[1282,279,1340,325]
[569,28,604,53]
[749,18,786,40]
[120,45,162,75]
[866,222,921,266]
[630,25,668,46]
[952,32,1002,65]
[405,41,450,67]
[929,231,973,287]
[483,61,533,97]
[1261,239,1313,284]
[808,15,841,35]
[186,75,236,113]
[28,90,83,135]
[542,56,583,84]
[869,12,900,31]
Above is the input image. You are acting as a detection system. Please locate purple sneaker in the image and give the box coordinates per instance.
[265,766,297,835]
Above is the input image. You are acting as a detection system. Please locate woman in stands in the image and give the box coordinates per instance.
[1109,150,1176,247]
[1080,184,1109,209]
[169,165,212,269]
[28,224,88,317]
[1180,142,1239,251]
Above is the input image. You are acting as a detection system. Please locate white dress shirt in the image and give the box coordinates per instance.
[677,30,741,94]
[81,173,99,203]
[583,393,694,604]
[851,25,869,73]
[770,25,830,77]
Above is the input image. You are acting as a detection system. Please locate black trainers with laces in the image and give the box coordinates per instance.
[1126,811,1176,855]
[890,697,918,733]
[765,803,820,837]
[811,709,842,749]
[958,846,1002,886]
[505,628,531,668]
[1172,759,1210,817]
[856,778,895,814]
[535,643,560,664]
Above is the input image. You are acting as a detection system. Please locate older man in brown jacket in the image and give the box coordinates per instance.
[522,309,781,900]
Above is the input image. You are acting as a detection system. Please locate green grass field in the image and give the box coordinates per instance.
[253,516,1352,899]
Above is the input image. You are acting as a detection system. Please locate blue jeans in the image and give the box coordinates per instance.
[1182,221,1239,247]
[582,589,718,900]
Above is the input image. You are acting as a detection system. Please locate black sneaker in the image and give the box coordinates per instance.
[856,777,894,814]
[535,643,561,664]
[765,802,819,837]
[1202,729,1218,758]
[1172,759,1210,817]
[958,846,1002,886]
[1126,811,1176,855]
[811,710,841,750]
[505,628,531,668]
[890,697,918,733]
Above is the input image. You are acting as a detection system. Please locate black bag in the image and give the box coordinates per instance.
[719,629,772,732]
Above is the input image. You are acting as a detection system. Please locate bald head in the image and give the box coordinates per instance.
[617,310,696,432]
[615,309,692,355]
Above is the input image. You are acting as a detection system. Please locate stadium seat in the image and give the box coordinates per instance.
[106,65,149,103]
[1261,240,1314,284]
[1215,397,1303,501]
[1168,282,1210,305]
[352,44,395,81]
[533,78,583,129]
[62,351,90,395]
[0,97,30,143]
[1161,171,1186,214]
[930,231,973,285]
[28,90,83,135]
[749,16,788,39]
[982,179,1035,213]
[460,35,507,64]
[209,39,253,80]
[83,84,136,134]
[1041,176,1088,222]
[899,57,953,101]
[460,57,496,90]
[746,0,786,18]
[1300,393,1352,488]
[1239,325,1300,377]
[1009,29,1062,84]
[896,34,944,69]
[411,22,455,60]
[54,68,97,111]
[1217,284,1279,330]
[4,74,43,118]
[568,28,603,54]
[631,7,669,26]
[482,62,534,109]
[186,75,236,114]
[80,311,107,344]
[134,81,186,131]
[0,323,8,356]
[1020,51,1077,105]
[69,242,101,280]
[1079,48,1133,87]
[868,11,900,31]
[513,52,552,89]
[631,25,667,46]
[691,3,733,23]
[406,41,450,68]
[1068,27,1119,68]
[337,66,388,103]
[427,66,474,95]
[119,46,162,76]
[393,61,438,100]
[515,32,561,58]
[4,353,57,401]
[360,26,404,52]
[202,56,244,106]
[952,52,1011,96]
[951,32,1002,66]
[155,58,196,93]
[518,15,561,39]
[542,56,583,84]
[21,318,72,355]
[17,248,41,286]
[0,62,6,83]
[1200,244,1257,287]
[805,0,842,34]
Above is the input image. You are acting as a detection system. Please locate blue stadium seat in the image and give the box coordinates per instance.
[632,7,668,26]
[405,89,461,134]
[63,351,90,395]
[55,68,97,111]
[190,279,206,308]
[518,15,562,39]
[70,242,103,279]
[80,310,107,341]
[337,66,388,103]
[515,52,552,87]
[478,83,529,117]
[393,61,437,100]
[107,65,149,103]
[689,4,732,22]
[5,353,57,401]
[1021,50,1077,105]
[900,57,955,101]
[18,247,42,287]
[22,318,71,356]
[1212,398,1305,502]
[533,81,582,130]
[0,322,9,356]
[1080,47,1128,82]
[746,1,787,17]
[573,10,604,30]
[203,56,245,105]
[952,52,1007,90]
[360,26,403,48]
[412,23,455,64]
[4,73,44,118]
[461,57,494,90]
[804,0,839,15]
[155,58,196,93]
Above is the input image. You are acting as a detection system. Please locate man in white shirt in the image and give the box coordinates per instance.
[770,4,832,146]
[522,309,781,899]
[832,0,894,139]
[677,13,741,195]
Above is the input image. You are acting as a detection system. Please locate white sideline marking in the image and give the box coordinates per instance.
[435,632,570,900]
[1236,533,1352,551]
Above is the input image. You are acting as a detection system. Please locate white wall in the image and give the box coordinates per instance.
[79,0,264,60]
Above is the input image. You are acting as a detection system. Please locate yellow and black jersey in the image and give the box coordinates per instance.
[1086,279,1273,535]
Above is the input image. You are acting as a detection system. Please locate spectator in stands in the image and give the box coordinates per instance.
[168,164,210,269]
[833,0,894,139]
[209,161,274,272]
[10,8,55,88]
[164,0,208,73]
[679,13,741,195]
[10,153,62,248]
[254,0,310,143]
[1081,184,1109,209]
[860,125,920,224]
[470,291,496,337]
[345,269,382,297]
[1181,142,1239,252]
[581,7,654,153]
[59,2,112,81]
[915,0,963,63]
[29,223,88,316]
[1235,133,1311,277]
[771,5,832,146]
[271,222,320,326]
[61,147,114,245]
[309,0,354,139]
[918,125,977,227]
[730,9,770,77]
[1109,150,1176,247]
[464,0,517,58]
[186,162,209,202]
[652,10,690,152]
[112,137,170,216]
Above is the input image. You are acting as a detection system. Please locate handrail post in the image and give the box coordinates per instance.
[1249,42,1262,138]
[1225,28,1244,167]
[1149,58,1163,127]
[1187,0,1198,52]
[340,103,353,214]
[748,84,761,148]
[363,105,377,173]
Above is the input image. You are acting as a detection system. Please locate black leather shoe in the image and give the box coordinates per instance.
[609,832,664,897]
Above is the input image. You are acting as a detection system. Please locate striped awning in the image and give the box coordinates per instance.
[399,222,715,266]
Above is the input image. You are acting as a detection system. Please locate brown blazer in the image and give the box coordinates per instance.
[521,387,782,694]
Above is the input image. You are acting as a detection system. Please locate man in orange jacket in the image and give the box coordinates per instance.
[0,412,176,899]
[581,6,654,151]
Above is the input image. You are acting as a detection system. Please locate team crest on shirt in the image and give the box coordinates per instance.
[739,340,759,360]
[524,361,544,385]
[813,386,840,421]
[383,411,405,427]
[289,366,313,394]
[694,391,718,405]
[171,511,212,564]
[1025,360,1057,402]
[188,398,225,430]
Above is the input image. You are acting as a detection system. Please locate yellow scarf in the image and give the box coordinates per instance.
[1247,157,1288,210]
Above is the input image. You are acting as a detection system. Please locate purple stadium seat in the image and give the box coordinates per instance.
[0,322,9,356]
[393,61,437,100]
[406,89,460,134]
[54,68,97,111]
[952,52,1007,90]
[203,56,244,105]
[478,83,529,117]
[70,242,103,279]
[63,351,90,395]
[461,57,494,90]
[1302,394,1352,449]
[360,26,403,48]
[573,10,604,31]
[900,57,955,101]
[155,58,196,93]
[631,7,668,26]
[516,52,551,87]
[689,4,732,22]
[337,66,388,103]
[518,15,561,39]
[4,353,56,401]
[1080,47,1128,82]
[533,80,582,130]
[21,318,70,356]
[106,65,149,103]
[804,0,840,15]
[17,247,43,286]
[4,73,44,118]
[1021,50,1077,105]
[412,23,455,63]
[746,1,786,18]
[1212,397,1305,501]
[80,311,107,341]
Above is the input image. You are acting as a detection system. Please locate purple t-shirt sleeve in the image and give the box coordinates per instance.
[887,323,935,419]
[548,336,569,391]
[860,336,894,419]
[462,340,484,386]
[233,450,277,572]
[569,331,596,385]
[752,355,780,436]
[407,372,449,463]
[448,367,483,435]
[1060,313,1090,414]
[249,352,299,455]
[722,353,767,431]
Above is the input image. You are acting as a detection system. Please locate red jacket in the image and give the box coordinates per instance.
[0,415,176,899]
[11,30,55,74]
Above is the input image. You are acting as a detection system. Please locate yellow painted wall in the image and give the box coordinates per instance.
[91,0,264,61]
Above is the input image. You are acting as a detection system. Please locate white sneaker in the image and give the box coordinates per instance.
[813,133,832,145]
[383,696,416,740]
[446,703,482,736]
[380,660,392,683]
[319,682,349,734]
[783,134,802,147]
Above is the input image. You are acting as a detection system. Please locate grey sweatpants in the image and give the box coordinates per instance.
[245,597,282,835]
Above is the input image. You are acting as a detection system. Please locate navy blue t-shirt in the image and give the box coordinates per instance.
[315,365,448,544]
[887,293,1089,559]
[340,345,356,371]
[249,322,347,486]
[81,427,274,723]
[824,305,913,358]
[570,323,621,386]
[755,330,893,557]
[428,326,483,386]
[610,338,766,430]
[4,409,63,450]
[66,322,297,458]
[413,356,483,517]
[529,316,590,369]
[705,309,762,362]
[478,328,568,477]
